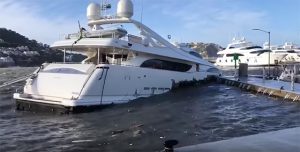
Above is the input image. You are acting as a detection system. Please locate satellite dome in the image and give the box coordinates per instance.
[117,0,133,18]
[87,3,101,21]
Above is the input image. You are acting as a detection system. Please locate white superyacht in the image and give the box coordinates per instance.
[215,37,287,67]
[13,0,219,112]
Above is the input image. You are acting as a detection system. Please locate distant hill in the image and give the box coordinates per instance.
[190,42,224,58]
[0,28,85,66]
[0,28,42,49]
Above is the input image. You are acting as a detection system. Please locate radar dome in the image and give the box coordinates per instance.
[87,3,101,20]
[117,0,133,18]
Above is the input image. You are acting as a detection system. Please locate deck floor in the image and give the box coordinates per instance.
[225,76,300,94]
[176,127,300,152]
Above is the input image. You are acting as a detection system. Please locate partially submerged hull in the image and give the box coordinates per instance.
[13,63,216,112]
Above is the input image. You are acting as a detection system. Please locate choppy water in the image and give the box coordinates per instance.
[0,67,300,152]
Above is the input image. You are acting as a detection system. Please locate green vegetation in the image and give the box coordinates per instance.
[0,28,86,66]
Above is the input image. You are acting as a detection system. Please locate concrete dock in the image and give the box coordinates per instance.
[176,127,300,152]
[219,76,300,102]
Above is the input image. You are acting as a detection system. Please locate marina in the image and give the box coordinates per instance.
[0,0,300,151]
[220,76,300,102]
[1,67,300,151]
[177,127,300,152]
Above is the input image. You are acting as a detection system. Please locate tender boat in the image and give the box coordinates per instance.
[215,37,287,67]
[13,0,219,112]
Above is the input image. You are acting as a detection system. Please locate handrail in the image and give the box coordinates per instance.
[0,66,42,89]
[0,73,34,89]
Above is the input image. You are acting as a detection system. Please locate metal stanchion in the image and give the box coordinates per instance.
[291,65,296,91]
[262,67,266,80]
[164,140,178,152]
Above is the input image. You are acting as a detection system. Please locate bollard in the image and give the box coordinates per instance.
[164,140,178,152]
[262,67,266,80]
[291,66,295,91]
[234,69,238,78]
[238,63,248,77]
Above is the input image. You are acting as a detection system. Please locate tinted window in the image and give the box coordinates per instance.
[226,53,244,57]
[250,49,271,54]
[287,50,296,53]
[240,46,262,50]
[140,59,192,72]
[189,51,203,59]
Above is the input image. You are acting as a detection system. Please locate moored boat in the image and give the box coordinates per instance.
[13,0,219,112]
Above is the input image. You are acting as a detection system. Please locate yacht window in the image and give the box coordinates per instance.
[207,68,219,73]
[250,49,271,54]
[226,53,244,57]
[217,54,224,57]
[240,46,262,50]
[189,51,203,59]
[275,51,287,53]
[287,50,296,53]
[140,59,192,72]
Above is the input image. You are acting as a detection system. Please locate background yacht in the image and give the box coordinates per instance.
[264,42,300,63]
[13,0,219,111]
[215,37,287,67]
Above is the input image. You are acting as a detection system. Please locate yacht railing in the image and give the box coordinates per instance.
[0,73,35,89]
[63,28,144,46]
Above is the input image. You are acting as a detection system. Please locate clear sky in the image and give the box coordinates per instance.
[0,0,299,47]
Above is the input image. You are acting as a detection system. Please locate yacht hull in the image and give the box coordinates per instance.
[13,63,213,112]
[215,54,287,67]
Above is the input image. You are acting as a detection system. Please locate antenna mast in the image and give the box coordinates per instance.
[140,0,144,23]
[101,0,111,18]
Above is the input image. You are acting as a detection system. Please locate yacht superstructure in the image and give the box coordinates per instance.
[13,0,219,111]
[215,38,287,67]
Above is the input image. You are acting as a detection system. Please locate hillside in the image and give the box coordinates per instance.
[0,28,223,66]
[190,42,224,58]
[0,28,85,66]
